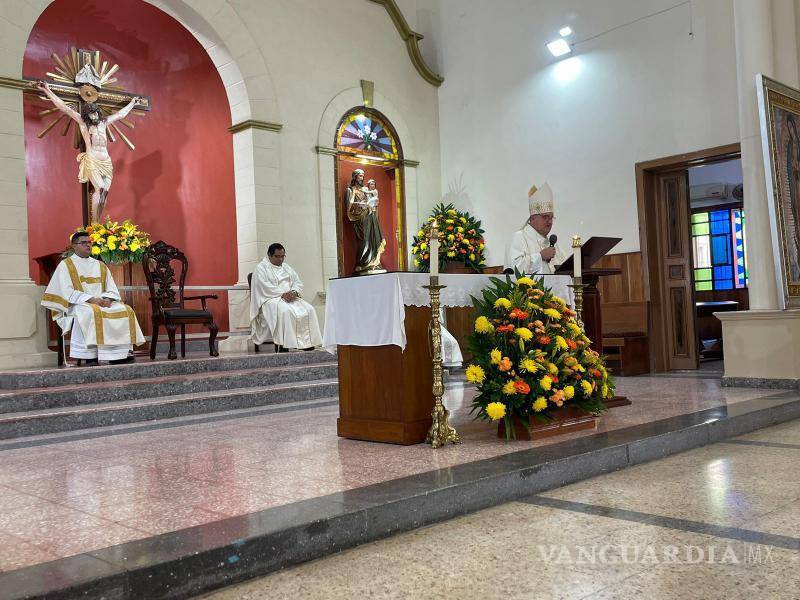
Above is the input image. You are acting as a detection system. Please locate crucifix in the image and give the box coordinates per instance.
[25,47,150,225]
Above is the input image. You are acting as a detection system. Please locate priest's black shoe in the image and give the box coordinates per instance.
[110,355,136,365]
[83,359,99,367]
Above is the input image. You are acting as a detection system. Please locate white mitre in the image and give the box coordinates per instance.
[528,182,554,215]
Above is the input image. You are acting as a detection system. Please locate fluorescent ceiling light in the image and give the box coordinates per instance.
[559,26,572,37]
[547,39,572,57]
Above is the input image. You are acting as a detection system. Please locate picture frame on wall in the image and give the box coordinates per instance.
[757,74,800,309]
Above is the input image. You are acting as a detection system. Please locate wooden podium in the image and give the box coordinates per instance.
[337,305,434,445]
[555,237,632,408]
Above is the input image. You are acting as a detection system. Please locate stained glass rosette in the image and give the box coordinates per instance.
[336,113,399,161]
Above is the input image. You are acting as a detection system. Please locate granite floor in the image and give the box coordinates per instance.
[197,419,800,600]
[0,371,785,574]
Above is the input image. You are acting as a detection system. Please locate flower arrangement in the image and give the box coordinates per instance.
[411,203,486,273]
[74,218,151,264]
[466,273,613,439]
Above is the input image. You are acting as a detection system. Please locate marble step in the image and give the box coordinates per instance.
[0,362,338,414]
[0,378,339,440]
[0,349,337,390]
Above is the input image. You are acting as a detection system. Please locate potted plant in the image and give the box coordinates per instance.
[411,203,486,273]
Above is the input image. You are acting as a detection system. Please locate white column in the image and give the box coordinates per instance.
[220,125,283,354]
[734,0,780,310]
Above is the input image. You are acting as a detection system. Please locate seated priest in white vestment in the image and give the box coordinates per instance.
[250,243,323,352]
[41,231,145,365]
[504,182,569,275]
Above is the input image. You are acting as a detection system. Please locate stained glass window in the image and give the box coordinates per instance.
[692,208,747,291]
[336,111,399,160]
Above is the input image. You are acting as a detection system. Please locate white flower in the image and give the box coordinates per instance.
[363,125,371,134]
[370,132,378,140]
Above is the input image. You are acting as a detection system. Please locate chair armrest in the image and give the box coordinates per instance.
[184,294,218,311]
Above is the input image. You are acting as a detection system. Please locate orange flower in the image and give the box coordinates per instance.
[497,324,515,333]
[509,309,529,321]
[513,380,531,394]
[498,357,513,372]
[537,335,551,345]
[567,339,578,350]
[591,369,602,378]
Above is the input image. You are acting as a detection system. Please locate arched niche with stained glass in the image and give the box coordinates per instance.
[335,109,402,163]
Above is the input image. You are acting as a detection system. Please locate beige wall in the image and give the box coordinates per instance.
[0,0,442,366]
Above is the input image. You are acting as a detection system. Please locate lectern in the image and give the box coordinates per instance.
[555,237,621,355]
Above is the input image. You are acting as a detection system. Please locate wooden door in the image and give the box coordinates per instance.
[656,170,698,370]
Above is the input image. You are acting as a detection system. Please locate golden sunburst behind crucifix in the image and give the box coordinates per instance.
[33,47,148,151]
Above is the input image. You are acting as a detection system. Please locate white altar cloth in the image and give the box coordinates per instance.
[322,273,574,352]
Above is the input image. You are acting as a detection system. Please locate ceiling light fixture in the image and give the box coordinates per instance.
[559,26,572,37]
[546,38,572,57]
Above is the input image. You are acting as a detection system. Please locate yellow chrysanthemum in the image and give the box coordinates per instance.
[447,234,455,242]
[575,364,586,373]
[447,209,457,216]
[413,258,420,267]
[486,402,506,421]
[494,297,512,310]
[520,358,538,372]
[411,247,419,254]
[532,396,548,412]
[564,385,575,400]
[445,219,455,224]
[547,362,558,375]
[420,242,428,251]
[567,322,582,335]
[107,241,117,251]
[540,375,552,391]
[581,380,594,395]
[514,327,533,341]
[475,316,494,334]
[447,251,456,258]
[552,296,567,308]
[516,277,535,287]
[465,364,486,384]
[469,253,476,261]
[91,246,101,256]
[602,384,609,398]
[502,380,517,395]
[417,229,425,238]
[490,348,502,364]
[555,335,568,350]
[543,308,561,319]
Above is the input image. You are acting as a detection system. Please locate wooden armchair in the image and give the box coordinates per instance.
[142,241,219,360]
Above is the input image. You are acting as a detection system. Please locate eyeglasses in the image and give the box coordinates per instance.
[75,240,92,246]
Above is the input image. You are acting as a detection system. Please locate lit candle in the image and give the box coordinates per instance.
[430,221,440,277]
[572,235,582,279]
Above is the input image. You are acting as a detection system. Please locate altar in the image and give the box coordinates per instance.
[323,272,575,444]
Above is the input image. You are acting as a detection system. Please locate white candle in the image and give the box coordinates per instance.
[572,235,582,279]
[430,221,439,277]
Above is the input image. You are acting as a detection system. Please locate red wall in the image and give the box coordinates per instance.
[23,0,237,299]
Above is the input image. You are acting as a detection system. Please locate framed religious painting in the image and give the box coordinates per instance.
[757,74,800,308]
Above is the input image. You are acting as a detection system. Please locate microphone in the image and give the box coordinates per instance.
[548,234,557,247]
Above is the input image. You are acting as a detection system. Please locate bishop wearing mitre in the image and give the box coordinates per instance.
[41,230,145,364]
[250,243,322,351]
[504,182,569,275]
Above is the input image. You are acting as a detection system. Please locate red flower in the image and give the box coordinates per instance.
[514,380,531,394]
[551,375,559,384]
[575,374,582,380]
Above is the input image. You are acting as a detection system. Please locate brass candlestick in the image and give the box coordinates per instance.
[423,277,460,448]
[568,277,586,327]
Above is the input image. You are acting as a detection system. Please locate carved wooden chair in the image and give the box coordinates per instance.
[142,241,219,360]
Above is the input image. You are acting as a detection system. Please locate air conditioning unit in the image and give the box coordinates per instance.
[690,182,728,201]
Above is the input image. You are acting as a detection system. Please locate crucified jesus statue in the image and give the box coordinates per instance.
[37,80,139,222]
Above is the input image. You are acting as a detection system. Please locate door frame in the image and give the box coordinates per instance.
[635,143,741,372]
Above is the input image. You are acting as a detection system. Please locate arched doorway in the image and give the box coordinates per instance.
[334,108,407,276]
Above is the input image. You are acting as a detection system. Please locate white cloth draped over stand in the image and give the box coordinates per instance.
[322,272,574,352]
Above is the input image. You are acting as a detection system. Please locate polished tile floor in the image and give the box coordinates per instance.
[198,419,800,600]
[0,372,784,573]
